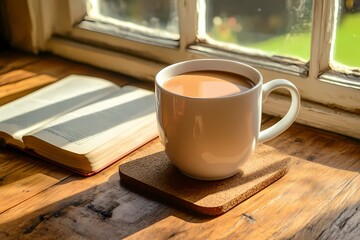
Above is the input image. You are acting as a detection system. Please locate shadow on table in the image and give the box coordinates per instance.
[0,162,214,239]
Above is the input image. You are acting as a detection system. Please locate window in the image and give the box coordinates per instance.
[198,0,313,62]
[24,0,360,138]
[86,0,179,40]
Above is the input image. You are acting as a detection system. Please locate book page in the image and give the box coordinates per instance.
[0,75,120,142]
[24,86,156,155]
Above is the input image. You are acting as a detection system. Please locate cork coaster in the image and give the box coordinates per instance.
[119,142,290,216]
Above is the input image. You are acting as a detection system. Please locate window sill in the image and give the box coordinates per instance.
[189,45,309,77]
[320,71,360,90]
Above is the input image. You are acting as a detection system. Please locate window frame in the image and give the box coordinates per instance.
[27,0,360,138]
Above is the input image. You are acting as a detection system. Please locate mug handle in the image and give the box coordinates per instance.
[258,79,301,144]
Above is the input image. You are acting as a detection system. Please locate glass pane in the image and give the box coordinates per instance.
[332,0,360,69]
[200,0,313,61]
[87,0,179,39]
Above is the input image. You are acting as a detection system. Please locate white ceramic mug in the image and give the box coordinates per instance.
[155,59,300,180]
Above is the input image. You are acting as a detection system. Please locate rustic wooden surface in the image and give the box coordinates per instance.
[0,49,359,240]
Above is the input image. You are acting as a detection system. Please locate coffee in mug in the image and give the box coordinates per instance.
[155,59,300,180]
[163,70,255,98]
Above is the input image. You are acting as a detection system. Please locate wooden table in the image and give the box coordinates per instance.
[0,49,360,240]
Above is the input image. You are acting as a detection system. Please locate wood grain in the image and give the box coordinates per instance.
[0,148,32,176]
[291,174,360,240]
[0,139,164,239]
[0,69,37,86]
[0,50,39,74]
[0,74,57,105]
[0,158,69,214]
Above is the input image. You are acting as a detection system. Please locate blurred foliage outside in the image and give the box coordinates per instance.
[209,12,360,68]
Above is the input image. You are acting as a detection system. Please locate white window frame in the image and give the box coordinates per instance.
[27,0,360,138]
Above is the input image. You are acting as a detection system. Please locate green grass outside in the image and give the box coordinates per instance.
[243,13,360,68]
[333,12,360,68]
[244,32,311,61]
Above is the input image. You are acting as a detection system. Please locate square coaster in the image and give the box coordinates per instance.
[119,142,290,216]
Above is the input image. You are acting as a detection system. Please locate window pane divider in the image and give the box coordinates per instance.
[309,0,335,79]
[178,0,198,51]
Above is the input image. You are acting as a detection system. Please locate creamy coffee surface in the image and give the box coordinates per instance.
[163,70,254,98]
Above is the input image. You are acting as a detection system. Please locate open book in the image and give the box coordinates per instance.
[0,75,158,176]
